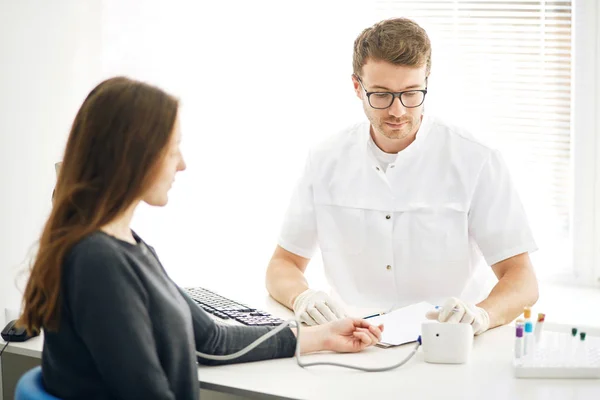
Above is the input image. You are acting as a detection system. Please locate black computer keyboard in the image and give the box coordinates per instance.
[184,287,284,327]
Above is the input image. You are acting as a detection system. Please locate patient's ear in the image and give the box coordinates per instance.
[54,162,62,178]
[52,161,62,203]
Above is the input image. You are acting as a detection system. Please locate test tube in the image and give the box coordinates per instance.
[524,320,534,358]
[523,307,531,322]
[567,327,578,364]
[534,313,545,346]
[515,324,524,360]
[577,332,587,365]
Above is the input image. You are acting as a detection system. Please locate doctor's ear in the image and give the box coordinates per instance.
[351,74,363,100]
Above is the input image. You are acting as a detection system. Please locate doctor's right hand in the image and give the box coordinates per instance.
[425,297,490,335]
[292,289,346,326]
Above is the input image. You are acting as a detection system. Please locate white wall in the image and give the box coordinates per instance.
[101,0,371,300]
[0,0,103,328]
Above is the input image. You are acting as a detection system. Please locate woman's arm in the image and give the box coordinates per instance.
[177,288,296,366]
[178,289,383,366]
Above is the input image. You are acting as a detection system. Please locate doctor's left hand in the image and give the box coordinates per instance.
[425,297,490,336]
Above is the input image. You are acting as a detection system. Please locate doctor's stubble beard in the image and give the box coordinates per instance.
[364,105,423,141]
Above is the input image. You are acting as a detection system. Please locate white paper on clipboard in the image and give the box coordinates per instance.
[365,301,434,347]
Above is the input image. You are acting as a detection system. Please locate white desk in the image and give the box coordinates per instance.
[197,295,600,400]
[2,294,600,400]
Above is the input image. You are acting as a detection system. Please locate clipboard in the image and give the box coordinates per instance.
[365,301,434,348]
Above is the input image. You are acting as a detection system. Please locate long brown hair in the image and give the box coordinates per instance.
[18,77,179,334]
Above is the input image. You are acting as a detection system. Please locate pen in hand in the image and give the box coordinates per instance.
[363,312,384,320]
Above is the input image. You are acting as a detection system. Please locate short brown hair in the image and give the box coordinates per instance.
[353,18,431,77]
[19,77,179,334]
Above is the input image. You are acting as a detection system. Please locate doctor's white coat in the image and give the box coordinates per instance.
[278,115,537,310]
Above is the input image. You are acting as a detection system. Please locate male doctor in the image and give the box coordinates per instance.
[266,18,539,335]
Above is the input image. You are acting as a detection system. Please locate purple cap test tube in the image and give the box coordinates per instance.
[515,325,524,359]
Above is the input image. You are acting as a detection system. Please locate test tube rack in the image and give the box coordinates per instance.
[513,330,600,379]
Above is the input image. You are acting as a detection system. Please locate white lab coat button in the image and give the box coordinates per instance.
[375,166,380,171]
[390,164,395,168]
[386,265,392,270]
[385,214,391,220]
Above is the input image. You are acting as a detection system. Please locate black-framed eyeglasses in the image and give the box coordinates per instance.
[355,75,428,109]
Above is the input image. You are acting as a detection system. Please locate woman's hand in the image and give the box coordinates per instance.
[297,318,384,354]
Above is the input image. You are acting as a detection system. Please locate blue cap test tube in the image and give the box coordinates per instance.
[524,320,534,357]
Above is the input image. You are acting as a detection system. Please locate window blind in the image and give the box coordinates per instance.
[370,0,572,273]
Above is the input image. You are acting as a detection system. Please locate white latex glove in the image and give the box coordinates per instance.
[425,297,490,335]
[292,289,346,326]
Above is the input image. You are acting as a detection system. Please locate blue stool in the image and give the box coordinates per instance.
[15,366,61,400]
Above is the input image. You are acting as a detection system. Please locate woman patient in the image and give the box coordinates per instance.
[18,77,383,399]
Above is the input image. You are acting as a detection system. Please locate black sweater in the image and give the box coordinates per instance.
[42,231,296,400]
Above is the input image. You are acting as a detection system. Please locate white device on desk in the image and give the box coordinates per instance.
[421,322,473,364]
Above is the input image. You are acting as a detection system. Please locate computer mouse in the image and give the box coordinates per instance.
[1,319,39,342]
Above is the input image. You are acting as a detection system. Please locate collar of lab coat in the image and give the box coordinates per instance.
[362,113,434,169]
[313,114,435,211]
